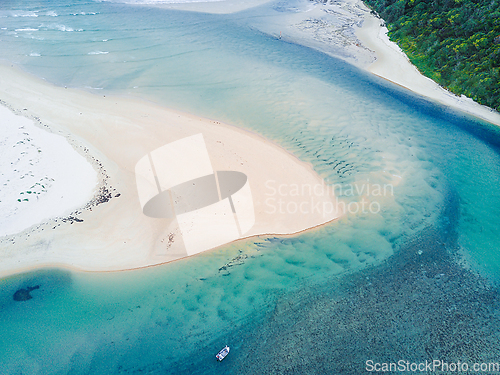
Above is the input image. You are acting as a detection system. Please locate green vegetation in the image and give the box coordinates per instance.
[362,0,500,112]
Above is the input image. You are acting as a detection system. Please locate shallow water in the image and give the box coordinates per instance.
[1,0,500,373]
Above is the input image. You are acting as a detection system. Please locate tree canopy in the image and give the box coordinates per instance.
[363,0,500,112]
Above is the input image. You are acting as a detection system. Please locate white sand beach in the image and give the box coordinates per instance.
[155,0,274,14]
[236,0,500,126]
[0,105,97,237]
[0,64,340,277]
[355,10,500,127]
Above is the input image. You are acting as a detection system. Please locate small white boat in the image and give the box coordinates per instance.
[216,345,230,361]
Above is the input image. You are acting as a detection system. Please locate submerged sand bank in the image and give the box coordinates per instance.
[155,0,274,14]
[0,64,340,278]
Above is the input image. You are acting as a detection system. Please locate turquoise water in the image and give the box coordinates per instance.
[1,0,500,373]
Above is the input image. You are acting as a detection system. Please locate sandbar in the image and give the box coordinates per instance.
[0,64,340,278]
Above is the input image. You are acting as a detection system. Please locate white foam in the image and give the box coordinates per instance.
[70,12,99,15]
[15,28,39,32]
[88,51,109,55]
[45,11,58,17]
[40,23,82,32]
[11,10,39,18]
[0,106,97,237]
[29,52,41,57]
[57,24,73,32]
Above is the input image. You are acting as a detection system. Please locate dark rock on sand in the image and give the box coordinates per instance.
[13,285,40,301]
